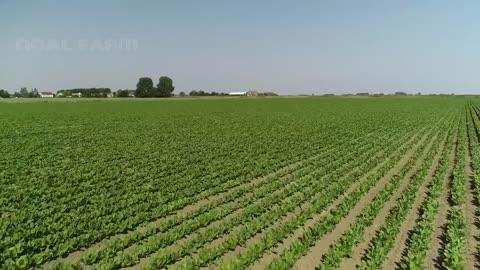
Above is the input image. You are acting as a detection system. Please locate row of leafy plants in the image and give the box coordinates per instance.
[2,115,362,268]
[0,97,465,269]
[357,115,454,269]
[466,103,480,269]
[73,123,390,267]
[94,123,405,269]
[189,123,422,270]
[260,114,446,270]
[442,109,467,270]
[315,112,455,270]
[396,115,459,269]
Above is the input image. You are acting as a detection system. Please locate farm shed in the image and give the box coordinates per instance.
[228,92,247,96]
[40,92,54,98]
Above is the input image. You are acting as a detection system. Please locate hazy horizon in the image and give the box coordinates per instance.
[2,0,480,95]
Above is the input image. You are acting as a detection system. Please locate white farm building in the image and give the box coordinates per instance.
[228,92,247,96]
[40,92,54,98]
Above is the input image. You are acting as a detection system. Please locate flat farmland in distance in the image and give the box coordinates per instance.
[1,96,480,270]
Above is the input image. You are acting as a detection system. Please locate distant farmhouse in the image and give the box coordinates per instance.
[228,90,277,96]
[228,92,247,96]
[40,92,54,98]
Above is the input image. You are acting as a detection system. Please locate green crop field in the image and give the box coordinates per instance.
[1,96,480,269]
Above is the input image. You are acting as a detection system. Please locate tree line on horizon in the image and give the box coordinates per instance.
[0,78,425,99]
[0,88,40,98]
[57,88,111,97]
[0,76,176,98]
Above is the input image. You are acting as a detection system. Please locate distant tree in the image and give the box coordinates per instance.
[0,89,10,98]
[395,92,407,95]
[157,76,175,97]
[179,91,186,96]
[29,88,40,98]
[135,77,154,97]
[19,87,29,98]
[116,89,129,97]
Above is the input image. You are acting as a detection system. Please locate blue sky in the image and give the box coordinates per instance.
[1,0,480,94]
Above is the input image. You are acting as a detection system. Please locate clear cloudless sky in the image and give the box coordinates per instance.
[1,0,480,95]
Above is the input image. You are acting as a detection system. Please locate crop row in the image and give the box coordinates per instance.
[217,113,454,270]
[442,108,467,270]
[356,115,454,269]
[466,103,480,268]
[261,114,447,270]
[396,115,459,269]
[190,119,429,270]
[0,97,467,269]
[317,111,455,270]
[42,121,410,269]
[111,111,439,270]
[2,118,387,268]
[92,120,412,269]
[76,124,398,263]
